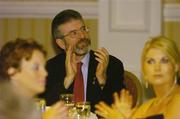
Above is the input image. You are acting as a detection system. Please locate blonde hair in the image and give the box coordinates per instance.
[141,36,180,79]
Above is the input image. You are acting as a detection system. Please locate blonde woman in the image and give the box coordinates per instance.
[95,36,180,119]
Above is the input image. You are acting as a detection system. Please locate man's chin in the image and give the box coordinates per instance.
[74,48,90,56]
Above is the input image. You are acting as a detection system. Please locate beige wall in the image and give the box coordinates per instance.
[0,18,54,59]
[0,0,97,1]
[164,0,180,51]
[165,0,180,3]
[163,21,180,51]
[0,18,97,59]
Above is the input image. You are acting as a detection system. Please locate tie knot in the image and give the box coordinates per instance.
[77,62,83,69]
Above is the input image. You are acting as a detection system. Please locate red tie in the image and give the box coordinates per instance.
[73,62,84,102]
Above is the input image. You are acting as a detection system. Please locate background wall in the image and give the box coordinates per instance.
[165,0,180,3]
[98,0,162,77]
[163,0,180,51]
[0,0,97,1]
[164,21,180,51]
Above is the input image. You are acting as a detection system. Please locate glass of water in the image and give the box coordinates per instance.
[75,101,91,119]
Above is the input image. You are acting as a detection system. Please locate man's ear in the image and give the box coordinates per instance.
[56,39,66,50]
[7,67,17,76]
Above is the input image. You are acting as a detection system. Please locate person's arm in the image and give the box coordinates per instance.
[64,46,77,89]
[100,53,125,105]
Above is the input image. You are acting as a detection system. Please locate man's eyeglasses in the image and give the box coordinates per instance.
[59,26,89,39]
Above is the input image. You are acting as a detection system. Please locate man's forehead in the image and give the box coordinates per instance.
[57,19,84,33]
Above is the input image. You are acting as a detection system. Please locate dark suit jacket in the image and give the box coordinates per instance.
[40,50,125,112]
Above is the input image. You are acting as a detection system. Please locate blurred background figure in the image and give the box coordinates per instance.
[0,38,47,99]
[95,36,180,119]
[0,81,40,119]
[0,38,68,119]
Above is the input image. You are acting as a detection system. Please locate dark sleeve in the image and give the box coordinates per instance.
[101,55,125,105]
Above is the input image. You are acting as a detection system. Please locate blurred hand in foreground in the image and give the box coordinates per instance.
[43,101,68,119]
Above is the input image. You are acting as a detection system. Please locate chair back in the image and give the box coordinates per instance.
[123,70,143,107]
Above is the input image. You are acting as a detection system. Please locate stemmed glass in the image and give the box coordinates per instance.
[59,94,74,107]
[59,94,76,118]
[75,101,91,119]
[35,98,46,113]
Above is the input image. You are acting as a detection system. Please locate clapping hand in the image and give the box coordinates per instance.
[94,47,109,86]
[43,101,68,119]
[95,89,134,119]
[112,89,134,119]
[95,101,124,119]
[64,46,77,89]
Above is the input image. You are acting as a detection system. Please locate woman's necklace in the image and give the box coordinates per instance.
[153,80,177,105]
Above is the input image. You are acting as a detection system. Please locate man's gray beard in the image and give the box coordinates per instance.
[74,46,90,56]
[74,38,91,56]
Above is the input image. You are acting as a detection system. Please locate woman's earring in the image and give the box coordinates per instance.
[174,75,177,84]
[143,75,149,88]
[145,81,149,89]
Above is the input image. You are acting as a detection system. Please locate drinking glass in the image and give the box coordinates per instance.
[75,102,91,119]
[59,94,74,107]
[35,98,46,113]
[59,94,76,118]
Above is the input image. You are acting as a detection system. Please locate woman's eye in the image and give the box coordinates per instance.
[161,57,169,63]
[146,59,155,64]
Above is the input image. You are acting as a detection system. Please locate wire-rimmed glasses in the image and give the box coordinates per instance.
[59,26,89,39]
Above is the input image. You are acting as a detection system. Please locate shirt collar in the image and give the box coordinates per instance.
[81,52,90,67]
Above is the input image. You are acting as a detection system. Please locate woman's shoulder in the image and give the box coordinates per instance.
[131,99,156,119]
[171,86,180,103]
[133,99,155,115]
[164,87,180,118]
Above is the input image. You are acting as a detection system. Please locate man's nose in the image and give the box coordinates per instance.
[77,31,86,39]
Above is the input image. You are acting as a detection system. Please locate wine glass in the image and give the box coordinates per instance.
[59,94,76,118]
[35,98,46,113]
[59,94,74,107]
[75,101,91,119]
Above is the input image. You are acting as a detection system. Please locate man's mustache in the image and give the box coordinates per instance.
[77,38,91,44]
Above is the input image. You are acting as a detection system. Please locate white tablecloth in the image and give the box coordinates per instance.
[89,112,98,119]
